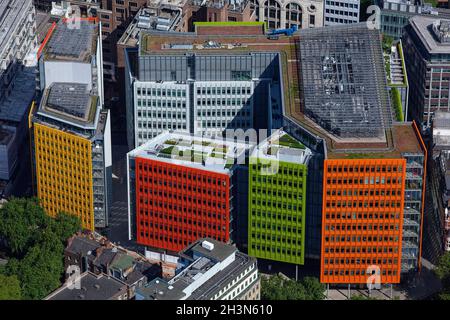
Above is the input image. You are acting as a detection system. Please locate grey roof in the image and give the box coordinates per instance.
[46,20,95,61]
[46,272,127,300]
[188,252,256,300]
[46,83,91,119]
[136,252,256,300]
[66,236,101,256]
[122,261,161,285]
[409,16,450,54]
[181,238,237,263]
[36,82,100,131]
[93,248,117,269]
[298,23,392,139]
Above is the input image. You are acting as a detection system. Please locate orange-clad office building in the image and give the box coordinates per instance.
[281,24,427,285]
[320,123,426,284]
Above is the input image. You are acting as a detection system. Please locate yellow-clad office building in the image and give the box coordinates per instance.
[31,19,111,230]
[31,83,111,230]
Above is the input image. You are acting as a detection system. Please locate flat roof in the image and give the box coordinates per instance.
[45,272,127,300]
[128,131,252,174]
[180,238,237,263]
[137,239,255,300]
[136,24,424,159]
[298,23,392,139]
[409,15,450,54]
[43,19,98,62]
[250,130,312,165]
[37,82,99,130]
[140,29,294,55]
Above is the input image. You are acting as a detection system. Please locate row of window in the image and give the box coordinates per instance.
[250,234,302,244]
[325,224,400,231]
[327,165,403,173]
[136,171,227,187]
[139,188,227,198]
[137,100,187,108]
[250,222,301,233]
[137,88,187,97]
[139,233,226,243]
[251,189,303,200]
[251,199,302,211]
[322,269,398,276]
[325,201,402,209]
[252,177,303,188]
[323,246,399,254]
[324,212,401,219]
[324,258,398,265]
[139,197,228,210]
[326,177,403,185]
[139,221,226,232]
[196,86,252,96]
[324,235,400,243]
[250,211,303,222]
[139,210,227,221]
[326,189,402,196]
[250,244,303,256]
[197,109,251,117]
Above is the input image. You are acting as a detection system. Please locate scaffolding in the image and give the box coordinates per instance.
[298,23,393,139]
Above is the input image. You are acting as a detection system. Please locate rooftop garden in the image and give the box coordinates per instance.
[391,87,404,122]
[277,134,305,149]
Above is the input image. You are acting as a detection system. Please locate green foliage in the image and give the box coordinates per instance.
[0,274,22,300]
[435,252,450,300]
[0,198,50,256]
[382,35,394,52]
[16,245,64,300]
[435,252,450,283]
[49,212,82,244]
[0,198,82,300]
[261,275,325,300]
[391,88,404,121]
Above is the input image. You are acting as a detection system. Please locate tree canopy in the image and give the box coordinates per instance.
[261,275,325,300]
[0,198,82,300]
[435,252,450,300]
[0,274,21,300]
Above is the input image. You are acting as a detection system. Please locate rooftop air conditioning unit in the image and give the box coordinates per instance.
[202,241,214,251]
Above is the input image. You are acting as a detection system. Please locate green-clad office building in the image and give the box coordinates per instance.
[248,130,311,265]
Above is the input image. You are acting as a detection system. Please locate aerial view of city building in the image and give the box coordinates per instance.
[2,0,450,310]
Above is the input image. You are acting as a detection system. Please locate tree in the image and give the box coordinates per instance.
[0,198,82,299]
[0,198,50,256]
[435,252,450,300]
[302,277,326,300]
[48,212,82,244]
[18,245,64,300]
[261,275,325,300]
[0,274,21,300]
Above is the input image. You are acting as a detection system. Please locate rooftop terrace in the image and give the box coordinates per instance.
[129,131,252,174]
[251,130,312,165]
